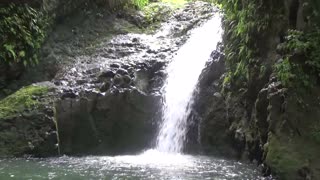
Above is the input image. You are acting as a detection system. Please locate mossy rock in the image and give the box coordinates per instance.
[0,84,58,157]
[266,135,305,179]
[0,85,49,119]
[266,132,320,179]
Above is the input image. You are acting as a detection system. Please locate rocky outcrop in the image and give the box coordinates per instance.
[0,83,58,157]
[52,1,216,156]
[0,1,217,157]
[55,60,165,155]
[0,0,140,99]
[56,89,161,155]
[261,82,320,179]
[193,0,320,179]
[187,48,238,157]
[195,58,320,179]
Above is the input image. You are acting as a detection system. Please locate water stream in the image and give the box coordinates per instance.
[156,14,222,153]
[0,13,264,180]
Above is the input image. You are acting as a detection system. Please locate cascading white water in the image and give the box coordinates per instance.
[156,14,222,153]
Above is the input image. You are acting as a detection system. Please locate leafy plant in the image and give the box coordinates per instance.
[275,58,295,87]
[275,29,320,89]
[216,0,282,88]
[132,0,149,9]
[0,4,49,66]
[142,2,174,23]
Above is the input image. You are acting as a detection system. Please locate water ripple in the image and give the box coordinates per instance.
[0,151,267,180]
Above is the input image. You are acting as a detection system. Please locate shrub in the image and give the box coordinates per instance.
[275,29,320,89]
[0,4,48,66]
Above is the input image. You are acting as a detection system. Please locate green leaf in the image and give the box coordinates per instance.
[3,44,16,60]
[18,50,25,57]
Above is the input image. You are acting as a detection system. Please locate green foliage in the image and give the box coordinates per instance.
[132,0,149,9]
[275,58,295,87]
[275,57,312,88]
[275,29,320,89]
[0,4,49,66]
[142,2,173,23]
[266,135,304,179]
[0,85,49,118]
[217,0,282,88]
[218,0,320,91]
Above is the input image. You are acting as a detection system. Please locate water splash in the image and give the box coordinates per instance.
[0,153,264,179]
[156,14,222,153]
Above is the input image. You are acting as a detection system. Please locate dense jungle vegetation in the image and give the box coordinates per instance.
[218,0,320,91]
[1,0,319,90]
[1,0,320,179]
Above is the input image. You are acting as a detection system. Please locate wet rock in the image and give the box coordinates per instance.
[261,84,320,180]
[55,89,161,155]
[100,81,112,92]
[110,63,121,69]
[121,64,130,70]
[99,70,116,79]
[61,89,77,99]
[86,67,101,74]
[113,74,123,86]
[0,1,219,157]
[116,68,129,76]
[147,49,158,54]
[0,84,58,157]
[132,38,139,43]
[123,75,132,84]
[76,79,87,85]
[186,50,236,156]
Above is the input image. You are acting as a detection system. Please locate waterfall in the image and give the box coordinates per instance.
[156,14,222,153]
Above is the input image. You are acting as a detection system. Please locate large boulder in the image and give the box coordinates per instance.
[53,57,166,155]
[56,89,161,155]
[0,83,58,157]
[261,82,320,180]
[187,49,238,157]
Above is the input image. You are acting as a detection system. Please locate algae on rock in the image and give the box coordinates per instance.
[0,84,58,157]
[0,85,49,118]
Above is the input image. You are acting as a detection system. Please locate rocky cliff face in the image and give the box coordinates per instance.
[187,48,237,156]
[194,0,320,179]
[54,59,165,155]
[0,0,88,90]
[0,83,58,157]
[0,0,134,98]
[0,1,216,157]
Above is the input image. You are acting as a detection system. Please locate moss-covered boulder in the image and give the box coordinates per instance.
[0,85,48,118]
[0,83,58,157]
[263,87,320,180]
[265,134,320,180]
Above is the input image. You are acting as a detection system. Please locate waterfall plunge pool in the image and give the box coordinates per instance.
[0,10,268,180]
[0,150,265,179]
